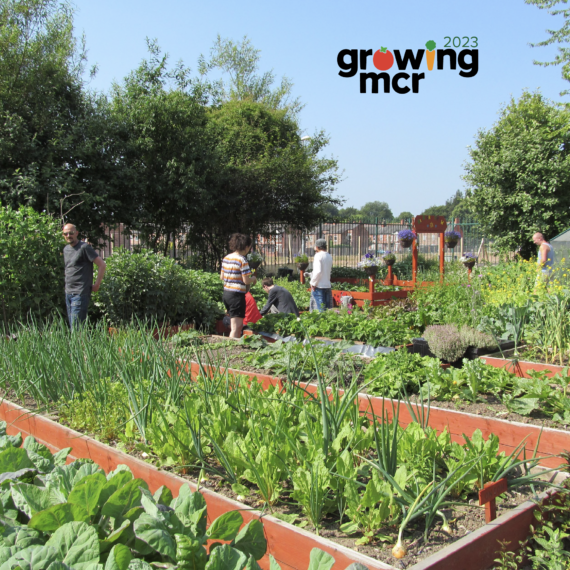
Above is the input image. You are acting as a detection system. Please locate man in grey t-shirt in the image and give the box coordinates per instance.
[63,223,106,328]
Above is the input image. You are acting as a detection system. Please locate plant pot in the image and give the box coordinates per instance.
[463,260,476,270]
[297,262,309,271]
[399,238,414,248]
[248,261,261,270]
[363,266,378,277]
[383,258,395,267]
[446,240,459,249]
[277,267,294,278]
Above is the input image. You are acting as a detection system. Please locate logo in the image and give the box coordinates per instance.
[337,37,479,94]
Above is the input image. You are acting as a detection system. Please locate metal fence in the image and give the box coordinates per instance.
[93,218,499,271]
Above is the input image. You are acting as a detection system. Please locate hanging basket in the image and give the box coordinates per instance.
[445,240,459,249]
[297,262,309,272]
[383,258,396,267]
[364,266,379,278]
[463,260,476,270]
[248,261,261,270]
[399,238,414,248]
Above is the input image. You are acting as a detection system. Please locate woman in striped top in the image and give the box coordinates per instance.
[220,233,258,338]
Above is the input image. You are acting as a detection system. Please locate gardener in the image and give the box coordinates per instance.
[62,223,106,329]
[220,233,258,338]
[310,238,333,312]
[533,232,555,282]
[260,278,300,317]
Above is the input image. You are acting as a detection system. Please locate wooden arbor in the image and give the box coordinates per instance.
[411,215,447,285]
[383,215,447,288]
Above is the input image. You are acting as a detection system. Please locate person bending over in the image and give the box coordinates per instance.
[260,278,300,317]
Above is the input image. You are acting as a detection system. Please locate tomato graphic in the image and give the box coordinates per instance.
[373,47,394,71]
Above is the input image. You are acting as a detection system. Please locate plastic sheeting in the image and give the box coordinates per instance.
[256,331,394,358]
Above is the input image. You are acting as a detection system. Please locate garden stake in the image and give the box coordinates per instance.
[478,477,508,523]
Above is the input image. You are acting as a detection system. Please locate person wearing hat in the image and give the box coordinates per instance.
[310,238,333,312]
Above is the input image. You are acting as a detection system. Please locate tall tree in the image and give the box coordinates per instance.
[338,206,360,220]
[198,99,340,264]
[109,40,212,255]
[463,91,570,256]
[394,211,414,222]
[527,0,570,97]
[421,190,464,218]
[360,201,393,222]
[0,0,123,242]
[198,35,303,117]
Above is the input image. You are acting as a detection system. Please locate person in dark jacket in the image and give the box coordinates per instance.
[260,278,300,317]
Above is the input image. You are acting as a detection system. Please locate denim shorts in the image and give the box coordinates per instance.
[311,288,332,312]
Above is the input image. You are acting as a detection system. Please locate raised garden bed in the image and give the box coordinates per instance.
[1,394,565,570]
[185,361,569,470]
[0,398,387,570]
[330,278,409,307]
[481,348,567,379]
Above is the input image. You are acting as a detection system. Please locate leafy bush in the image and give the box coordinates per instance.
[423,324,467,362]
[459,325,496,349]
[0,205,66,325]
[330,266,368,279]
[94,249,222,328]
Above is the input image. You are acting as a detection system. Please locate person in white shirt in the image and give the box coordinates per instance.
[310,238,333,312]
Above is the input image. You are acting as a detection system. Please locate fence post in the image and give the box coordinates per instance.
[375,217,378,257]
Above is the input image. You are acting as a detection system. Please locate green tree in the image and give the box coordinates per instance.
[320,203,340,217]
[359,201,393,222]
[527,0,570,97]
[394,211,413,222]
[338,206,360,220]
[109,41,213,255]
[463,91,570,256]
[421,190,464,218]
[0,0,125,243]
[198,35,303,116]
[198,99,340,265]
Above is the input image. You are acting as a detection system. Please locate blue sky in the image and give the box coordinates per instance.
[72,0,567,217]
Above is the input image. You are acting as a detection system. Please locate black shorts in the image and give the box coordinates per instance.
[223,290,246,319]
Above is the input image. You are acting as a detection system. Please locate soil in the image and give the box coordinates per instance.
[407,393,570,431]
[0,385,545,568]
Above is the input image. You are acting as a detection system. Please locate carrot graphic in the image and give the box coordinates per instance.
[425,40,436,71]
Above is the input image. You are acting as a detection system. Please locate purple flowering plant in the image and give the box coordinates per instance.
[398,229,416,240]
[460,252,478,263]
[357,254,380,268]
[382,250,396,262]
[444,230,462,243]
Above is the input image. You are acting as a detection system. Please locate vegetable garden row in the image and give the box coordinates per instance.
[1,259,570,569]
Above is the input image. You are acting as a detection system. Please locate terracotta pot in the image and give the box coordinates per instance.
[446,239,459,249]
[383,258,395,266]
[297,262,309,271]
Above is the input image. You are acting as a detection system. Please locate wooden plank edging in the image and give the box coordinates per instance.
[480,354,567,379]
